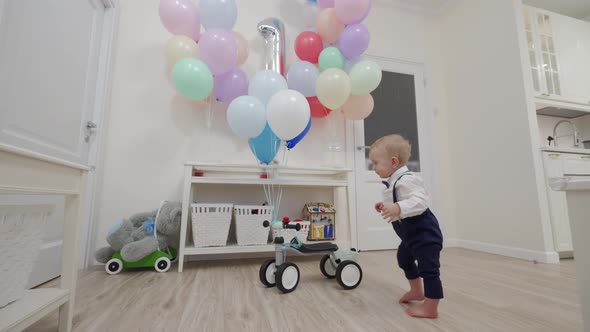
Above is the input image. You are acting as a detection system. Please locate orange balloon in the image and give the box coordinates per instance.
[232,31,249,66]
[342,95,374,120]
[316,9,345,44]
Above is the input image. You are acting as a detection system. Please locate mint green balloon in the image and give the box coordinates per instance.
[319,47,345,71]
[171,58,213,100]
[349,60,382,95]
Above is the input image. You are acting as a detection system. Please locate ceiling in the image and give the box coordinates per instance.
[523,0,590,20]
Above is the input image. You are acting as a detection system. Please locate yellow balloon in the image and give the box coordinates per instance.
[232,31,249,66]
[316,68,351,110]
[165,35,199,68]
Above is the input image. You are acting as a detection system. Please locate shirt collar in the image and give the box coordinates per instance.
[387,166,410,187]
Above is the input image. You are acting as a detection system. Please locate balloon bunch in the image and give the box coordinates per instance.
[159,0,381,166]
[292,0,381,120]
[160,0,249,103]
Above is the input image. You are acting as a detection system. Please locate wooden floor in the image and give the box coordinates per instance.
[25,248,582,332]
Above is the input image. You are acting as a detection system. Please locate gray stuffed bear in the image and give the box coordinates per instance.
[95,201,182,264]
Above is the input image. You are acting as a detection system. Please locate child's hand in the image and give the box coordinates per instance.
[381,203,401,222]
[374,202,384,213]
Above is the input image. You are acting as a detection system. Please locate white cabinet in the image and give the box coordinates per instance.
[542,151,590,254]
[542,152,573,253]
[551,11,590,105]
[523,6,562,98]
[523,7,590,107]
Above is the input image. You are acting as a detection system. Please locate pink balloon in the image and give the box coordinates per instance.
[200,29,238,75]
[352,0,372,23]
[335,0,371,25]
[159,0,200,41]
[318,0,335,9]
[316,9,345,44]
[215,68,249,103]
[342,95,374,120]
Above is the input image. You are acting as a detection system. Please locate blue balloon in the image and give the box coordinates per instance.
[248,70,288,106]
[248,124,281,164]
[287,61,319,97]
[286,117,312,150]
[200,0,238,31]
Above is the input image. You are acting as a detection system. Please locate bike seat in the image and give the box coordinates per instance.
[296,242,339,254]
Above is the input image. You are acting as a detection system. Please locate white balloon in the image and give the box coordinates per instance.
[267,90,311,140]
[226,96,267,139]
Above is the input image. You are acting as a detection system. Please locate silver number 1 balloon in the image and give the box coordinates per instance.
[257,18,286,76]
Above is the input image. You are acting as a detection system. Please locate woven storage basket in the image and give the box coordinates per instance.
[272,221,311,244]
[0,204,53,308]
[233,205,273,246]
[191,204,233,247]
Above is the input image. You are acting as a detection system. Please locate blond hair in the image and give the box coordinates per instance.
[369,135,412,165]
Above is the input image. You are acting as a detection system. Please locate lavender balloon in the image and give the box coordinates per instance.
[200,29,238,75]
[158,0,200,40]
[215,68,249,103]
[339,24,370,59]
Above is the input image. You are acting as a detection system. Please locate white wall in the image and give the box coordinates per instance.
[363,0,457,239]
[93,0,457,253]
[439,0,553,252]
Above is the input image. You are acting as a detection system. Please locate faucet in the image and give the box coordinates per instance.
[553,120,581,147]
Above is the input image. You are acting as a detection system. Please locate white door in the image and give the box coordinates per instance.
[354,59,431,251]
[0,0,114,283]
[0,0,107,164]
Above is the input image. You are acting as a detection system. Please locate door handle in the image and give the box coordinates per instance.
[357,146,370,151]
[85,121,98,142]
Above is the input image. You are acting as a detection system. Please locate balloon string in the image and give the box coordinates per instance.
[206,96,214,156]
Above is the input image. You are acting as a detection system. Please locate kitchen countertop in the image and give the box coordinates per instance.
[541,145,590,154]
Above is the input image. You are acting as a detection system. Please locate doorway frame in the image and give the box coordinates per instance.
[345,55,435,250]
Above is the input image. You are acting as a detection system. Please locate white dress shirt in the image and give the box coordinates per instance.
[382,166,429,221]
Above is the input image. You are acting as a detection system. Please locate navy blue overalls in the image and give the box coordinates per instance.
[387,172,444,299]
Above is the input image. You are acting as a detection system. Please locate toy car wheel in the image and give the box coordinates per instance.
[105,258,123,275]
[170,255,178,264]
[154,257,171,273]
[259,259,277,287]
[276,262,300,294]
[336,260,362,290]
[320,255,336,279]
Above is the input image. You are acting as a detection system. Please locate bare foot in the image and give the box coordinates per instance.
[405,298,439,319]
[399,278,424,303]
[399,290,425,303]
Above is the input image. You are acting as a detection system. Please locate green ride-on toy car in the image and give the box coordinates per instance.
[105,247,177,274]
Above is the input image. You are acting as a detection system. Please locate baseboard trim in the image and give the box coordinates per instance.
[445,238,560,264]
